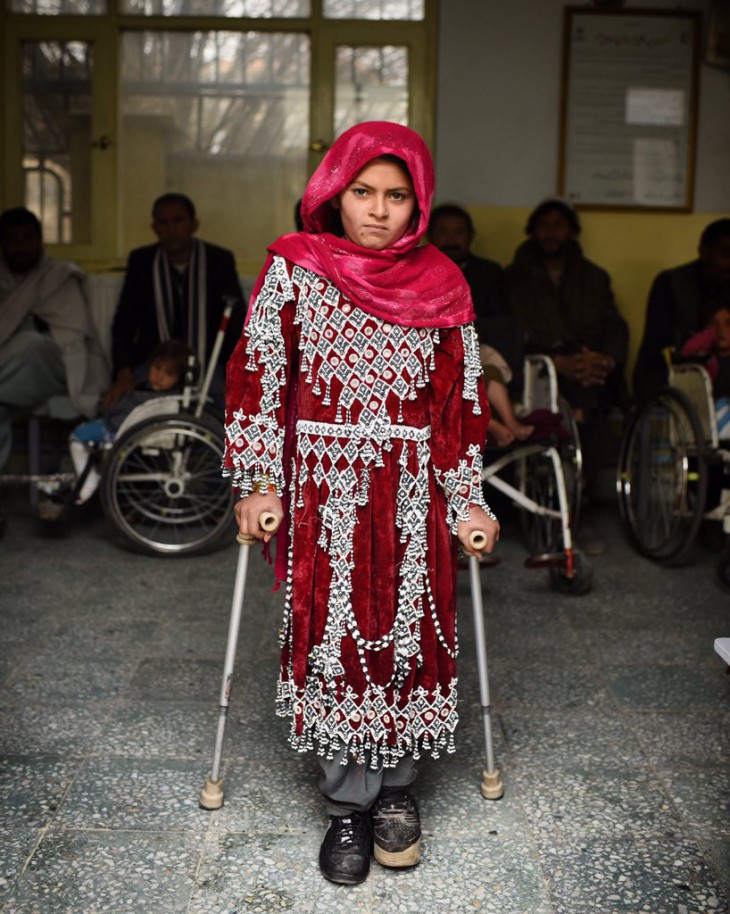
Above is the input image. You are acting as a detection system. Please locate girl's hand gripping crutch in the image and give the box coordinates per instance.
[199,510,280,810]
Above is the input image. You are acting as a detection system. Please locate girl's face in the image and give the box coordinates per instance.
[334,158,415,251]
[148,357,180,391]
[712,307,730,354]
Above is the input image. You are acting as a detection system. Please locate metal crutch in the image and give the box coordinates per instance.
[199,511,279,810]
[468,530,505,800]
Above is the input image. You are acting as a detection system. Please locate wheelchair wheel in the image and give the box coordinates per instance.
[616,388,707,566]
[517,450,564,554]
[101,412,234,556]
[549,549,593,596]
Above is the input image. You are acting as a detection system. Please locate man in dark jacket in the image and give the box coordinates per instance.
[633,219,730,400]
[105,193,245,406]
[505,198,630,552]
[505,198,629,420]
[428,203,523,392]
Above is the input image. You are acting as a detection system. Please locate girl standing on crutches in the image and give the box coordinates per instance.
[223,121,499,886]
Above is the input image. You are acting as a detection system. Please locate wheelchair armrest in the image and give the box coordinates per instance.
[522,354,559,414]
[668,362,718,448]
[114,396,182,439]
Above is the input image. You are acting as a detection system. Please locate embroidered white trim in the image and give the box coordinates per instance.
[296,418,431,443]
[223,257,292,495]
[277,678,459,768]
[461,323,482,415]
[435,442,493,532]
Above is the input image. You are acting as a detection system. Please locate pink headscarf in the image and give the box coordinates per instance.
[267,121,474,329]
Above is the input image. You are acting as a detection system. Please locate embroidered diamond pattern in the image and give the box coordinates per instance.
[339,387,355,409]
[334,361,351,384]
[329,307,347,331]
[318,360,335,383]
[313,308,329,332]
[391,377,409,399]
[292,270,438,419]
[343,441,359,463]
[226,418,243,442]
[324,285,339,306]
[405,353,421,376]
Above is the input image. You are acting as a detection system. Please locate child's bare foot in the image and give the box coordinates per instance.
[490,420,515,447]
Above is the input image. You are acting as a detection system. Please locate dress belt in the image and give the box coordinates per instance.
[296,418,431,443]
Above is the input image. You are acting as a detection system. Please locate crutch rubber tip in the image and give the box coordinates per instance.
[199,778,224,810]
[480,769,505,800]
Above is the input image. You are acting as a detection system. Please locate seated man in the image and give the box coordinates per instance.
[505,198,630,550]
[0,207,109,475]
[633,218,730,400]
[428,203,522,379]
[428,204,529,446]
[106,193,246,406]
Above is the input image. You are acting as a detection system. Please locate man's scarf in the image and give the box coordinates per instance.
[153,238,208,368]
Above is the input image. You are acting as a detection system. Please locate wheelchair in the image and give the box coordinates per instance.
[616,361,730,586]
[480,354,592,595]
[97,387,233,556]
[1,308,236,557]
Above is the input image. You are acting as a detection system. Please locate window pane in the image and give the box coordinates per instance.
[121,31,310,261]
[335,45,408,138]
[23,41,93,244]
[120,0,309,16]
[323,0,422,20]
[10,0,105,12]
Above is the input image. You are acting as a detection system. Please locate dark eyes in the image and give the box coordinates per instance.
[350,187,410,201]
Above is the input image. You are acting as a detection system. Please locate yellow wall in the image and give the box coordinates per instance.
[468,206,725,385]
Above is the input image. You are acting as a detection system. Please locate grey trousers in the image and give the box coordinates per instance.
[317,748,416,817]
[0,330,67,469]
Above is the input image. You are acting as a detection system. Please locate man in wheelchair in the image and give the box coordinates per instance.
[633,218,730,401]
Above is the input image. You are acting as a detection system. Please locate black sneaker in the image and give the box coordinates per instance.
[318,812,372,885]
[371,786,421,868]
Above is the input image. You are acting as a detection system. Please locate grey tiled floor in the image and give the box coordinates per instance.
[0,491,728,914]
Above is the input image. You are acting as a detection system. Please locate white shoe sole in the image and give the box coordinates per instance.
[374,837,421,868]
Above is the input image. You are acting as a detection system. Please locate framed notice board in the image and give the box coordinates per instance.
[559,8,701,211]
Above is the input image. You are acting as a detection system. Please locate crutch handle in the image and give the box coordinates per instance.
[236,511,280,545]
[469,530,490,551]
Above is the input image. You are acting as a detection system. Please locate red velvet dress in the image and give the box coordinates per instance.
[224,255,491,768]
